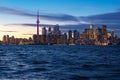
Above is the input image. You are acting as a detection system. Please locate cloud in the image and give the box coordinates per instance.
[79,12,120,24]
[0,6,20,12]
[1,6,120,25]
[40,14,79,22]
[22,33,34,35]
[0,30,18,32]
[0,6,79,22]
[116,8,120,12]
[4,23,55,27]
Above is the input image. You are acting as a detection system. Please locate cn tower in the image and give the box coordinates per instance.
[36,11,40,44]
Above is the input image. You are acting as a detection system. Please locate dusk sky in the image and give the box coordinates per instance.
[0,0,120,40]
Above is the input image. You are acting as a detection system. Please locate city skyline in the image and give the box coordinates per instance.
[0,0,120,40]
[1,24,120,46]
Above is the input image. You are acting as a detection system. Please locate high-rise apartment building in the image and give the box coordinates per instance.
[42,27,47,35]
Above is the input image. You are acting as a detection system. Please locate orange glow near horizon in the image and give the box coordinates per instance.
[0,24,43,41]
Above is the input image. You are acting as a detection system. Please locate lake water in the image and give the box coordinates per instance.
[0,45,120,80]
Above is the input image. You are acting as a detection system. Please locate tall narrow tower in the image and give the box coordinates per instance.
[37,11,40,44]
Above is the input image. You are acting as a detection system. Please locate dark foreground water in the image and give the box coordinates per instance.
[0,45,120,80]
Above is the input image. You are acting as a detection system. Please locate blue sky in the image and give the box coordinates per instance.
[1,0,120,16]
[0,0,120,40]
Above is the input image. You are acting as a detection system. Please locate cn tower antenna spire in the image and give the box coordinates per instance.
[37,10,40,23]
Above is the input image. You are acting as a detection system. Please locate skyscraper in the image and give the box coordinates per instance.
[102,25,107,45]
[42,27,47,35]
[102,25,107,35]
[53,24,61,35]
[95,28,102,41]
[68,30,72,40]
[47,26,52,35]
[68,30,73,44]
[73,30,80,44]
[48,26,52,32]
[41,27,47,44]
[89,25,95,40]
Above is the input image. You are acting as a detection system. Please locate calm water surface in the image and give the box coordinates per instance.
[0,45,120,80]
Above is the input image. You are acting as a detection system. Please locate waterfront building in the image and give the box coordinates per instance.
[47,26,52,35]
[83,29,89,40]
[9,36,15,44]
[62,33,68,44]
[102,25,108,45]
[53,24,61,35]
[40,35,47,44]
[33,34,38,44]
[95,28,102,41]
[3,35,10,44]
[73,30,80,44]
[6,35,10,44]
[102,25,107,35]
[42,27,47,35]
[89,25,95,40]
[68,30,73,44]
[3,35,6,44]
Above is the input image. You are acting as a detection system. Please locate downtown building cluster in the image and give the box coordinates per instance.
[33,24,119,46]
